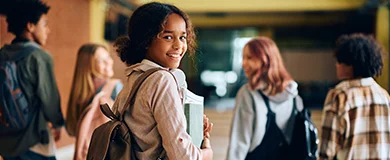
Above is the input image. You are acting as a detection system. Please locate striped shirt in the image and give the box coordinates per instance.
[318,77,390,160]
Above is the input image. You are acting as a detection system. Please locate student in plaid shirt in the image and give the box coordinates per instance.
[319,33,390,160]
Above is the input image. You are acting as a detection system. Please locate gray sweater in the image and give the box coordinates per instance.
[0,40,64,157]
[226,81,304,160]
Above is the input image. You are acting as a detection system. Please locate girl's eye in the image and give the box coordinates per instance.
[163,36,173,40]
[179,36,187,40]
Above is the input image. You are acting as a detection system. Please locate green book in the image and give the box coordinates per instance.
[184,89,204,148]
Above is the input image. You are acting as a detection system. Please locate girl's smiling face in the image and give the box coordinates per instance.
[242,45,262,79]
[146,13,187,69]
[94,47,114,78]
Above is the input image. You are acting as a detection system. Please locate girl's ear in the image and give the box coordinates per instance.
[26,22,36,32]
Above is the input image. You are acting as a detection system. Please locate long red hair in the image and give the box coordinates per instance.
[246,37,292,95]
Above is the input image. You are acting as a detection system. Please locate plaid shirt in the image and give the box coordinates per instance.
[319,77,390,160]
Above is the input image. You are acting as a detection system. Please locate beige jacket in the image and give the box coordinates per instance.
[112,60,201,160]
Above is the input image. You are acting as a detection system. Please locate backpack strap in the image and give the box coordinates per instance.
[115,68,169,159]
[259,90,298,114]
[292,97,298,112]
[119,68,169,119]
[99,68,168,121]
[258,90,274,114]
[100,103,118,120]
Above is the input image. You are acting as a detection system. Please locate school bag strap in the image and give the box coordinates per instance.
[100,103,118,120]
[258,90,297,114]
[88,67,167,160]
[258,91,273,115]
[119,67,170,120]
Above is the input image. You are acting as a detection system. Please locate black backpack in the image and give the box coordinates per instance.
[289,100,319,159]
[257,92,319,160]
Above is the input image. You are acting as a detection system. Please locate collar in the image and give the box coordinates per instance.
[336,77,377,89]
[12,37,30,44]
[141,59,187,88]
[126,59,187,89]
[11,38,41,49]
[125,59,166,74]
[141,59,163,68]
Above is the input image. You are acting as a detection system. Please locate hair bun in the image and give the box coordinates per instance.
[114,36,132,65]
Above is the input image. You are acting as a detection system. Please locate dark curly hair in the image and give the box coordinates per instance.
[334,33,384,78]
[5,1,50,36]
[114,2,196,66]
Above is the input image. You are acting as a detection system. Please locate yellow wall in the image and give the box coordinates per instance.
[89,0,107,44]
[376,6,389,90]
[89,0,128,82]
[137,0,366,12]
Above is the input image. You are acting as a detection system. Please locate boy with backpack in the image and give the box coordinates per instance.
[319,34,390,160]
[0,1,64,159]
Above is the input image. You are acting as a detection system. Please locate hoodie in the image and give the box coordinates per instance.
[226,81,304,160]
[0,40,64,157]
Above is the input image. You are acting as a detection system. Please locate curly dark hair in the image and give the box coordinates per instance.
[5,1,50,36]
[114,2,196,66]
[334,33,385,78]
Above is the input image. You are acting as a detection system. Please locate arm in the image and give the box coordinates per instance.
[145,71,204,160]
[226,86,254,160]
[35,52,64,128]
[318,91,346,160]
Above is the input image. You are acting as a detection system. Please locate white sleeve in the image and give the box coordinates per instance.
[226,85,255,160]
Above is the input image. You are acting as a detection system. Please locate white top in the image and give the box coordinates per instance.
[226,81,304,160]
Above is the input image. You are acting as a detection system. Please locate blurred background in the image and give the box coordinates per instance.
[102,0,389,110]
[1,0,389,159]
